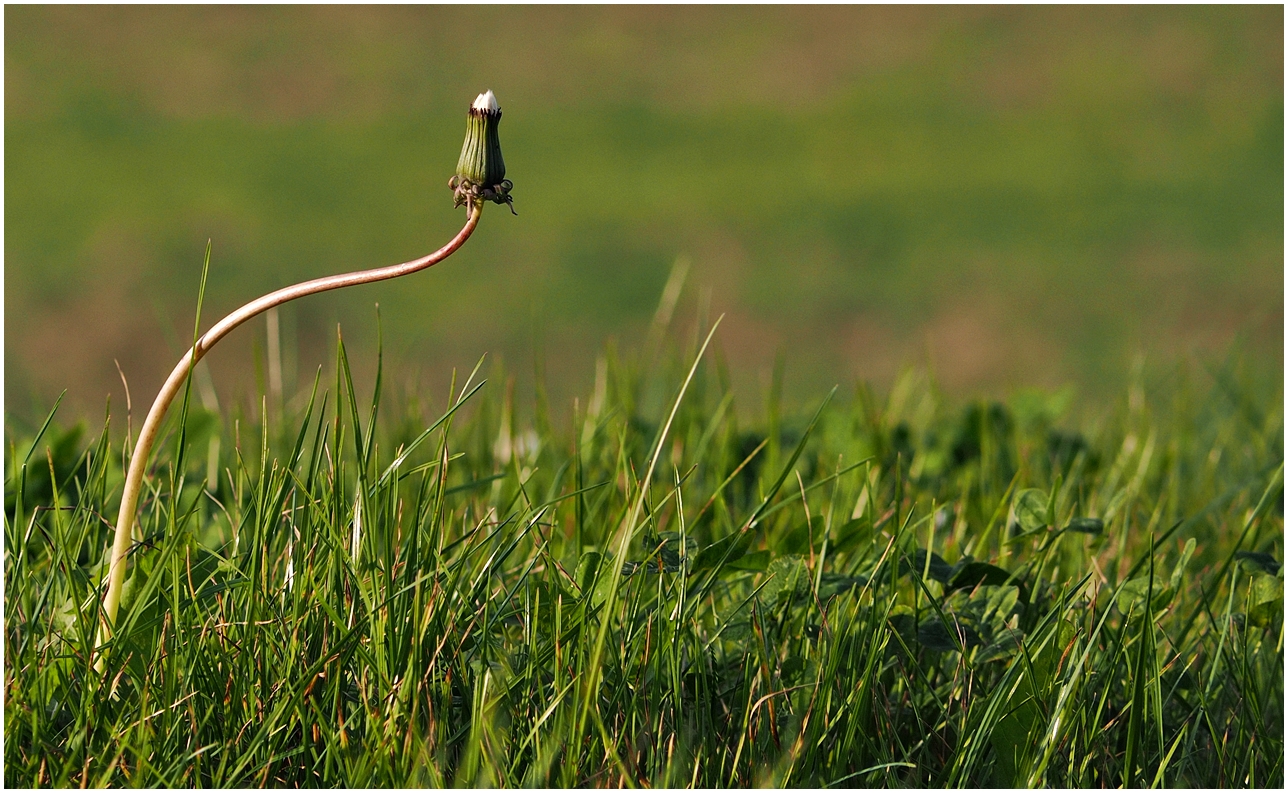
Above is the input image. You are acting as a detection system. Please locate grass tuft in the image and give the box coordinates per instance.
[4,312,1283,786]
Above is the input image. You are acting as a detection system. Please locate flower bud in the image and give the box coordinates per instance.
[449,90,515,214]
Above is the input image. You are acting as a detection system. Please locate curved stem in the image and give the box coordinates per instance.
[95,204,482,662]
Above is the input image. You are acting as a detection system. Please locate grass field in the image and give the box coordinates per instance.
[4,6,1283,786]
[4,303,1282,785]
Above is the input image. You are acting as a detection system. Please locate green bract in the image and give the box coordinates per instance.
[450,89,515,213]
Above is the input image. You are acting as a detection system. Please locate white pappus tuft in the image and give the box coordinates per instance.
[473,90,499,112]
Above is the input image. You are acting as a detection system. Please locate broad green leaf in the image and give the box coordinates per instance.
[1248,573,1283,627]
[949,561,1028,603]
[830,517,874,553]
[727,550,771,572]
[781,516,823,554]
[817,572,867,600]
[990,619,1076,786]
[780,655,808,683]
[975,626,1026,664]
[1014,488,1050,532]
[901,548,955,583]
[917,616,979,652]
[1117,576,1174,614]
[1236,551,1282,576]
[1064,517,1104,534]
[692,531,754,572]
[641,530,694,573]
[576,551,602,596]
[760,555,809,606]
[887,606,918,648]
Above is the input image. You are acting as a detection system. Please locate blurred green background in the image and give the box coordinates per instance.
[5,6,1283,425]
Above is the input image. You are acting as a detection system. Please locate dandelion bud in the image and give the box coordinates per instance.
[450,90,515,214]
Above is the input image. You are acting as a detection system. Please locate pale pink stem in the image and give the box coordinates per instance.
[95,204,482,663]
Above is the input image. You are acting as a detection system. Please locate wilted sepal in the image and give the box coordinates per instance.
[450,90,515,214]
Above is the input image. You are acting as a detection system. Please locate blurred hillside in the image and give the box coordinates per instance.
[4,6,1283,425]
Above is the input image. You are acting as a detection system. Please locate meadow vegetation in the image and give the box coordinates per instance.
[4,308,1282,786]
[4,7,1283,786]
